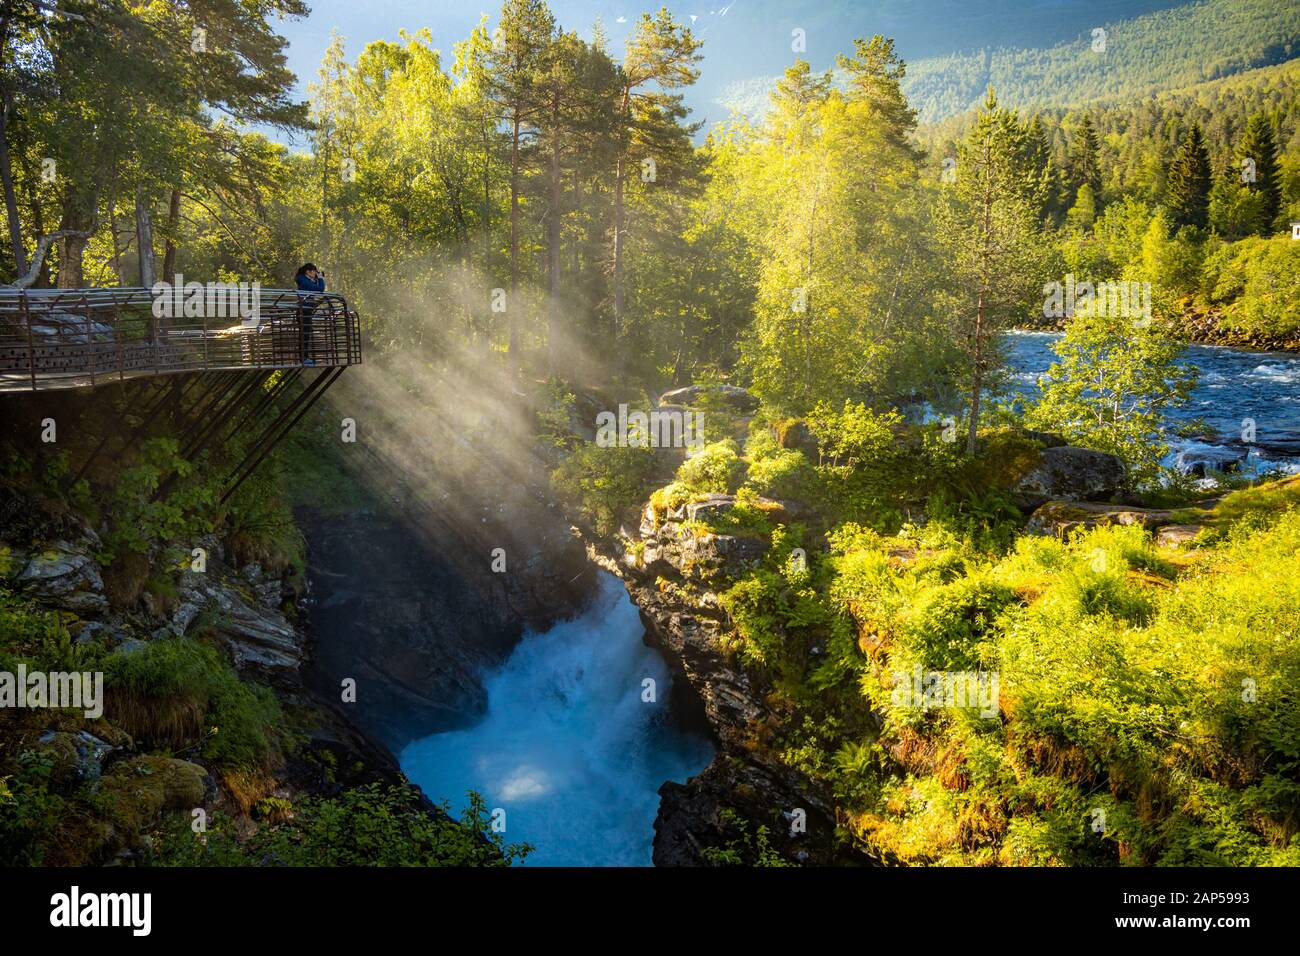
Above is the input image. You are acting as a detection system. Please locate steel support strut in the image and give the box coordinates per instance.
[219,368,345,505]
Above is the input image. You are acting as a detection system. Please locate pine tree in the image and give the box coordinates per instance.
[1165,123,1211,229]
[768,59,831,150]
[940,89,1041,455]
[1068,113,1101,200]
[485,0,555,360]
[1234,112,1281,234]
[611,10,701,352]
[1023,113,1063,222]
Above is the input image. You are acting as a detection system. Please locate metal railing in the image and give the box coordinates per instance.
[0,286,362,392]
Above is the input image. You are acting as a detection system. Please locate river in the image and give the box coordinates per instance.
[387,334,1300,868]
[399,572,714,866]
[1004,331,1300,477]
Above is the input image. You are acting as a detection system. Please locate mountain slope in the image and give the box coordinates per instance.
[903,0,1300,123]
[715,0,1300,126]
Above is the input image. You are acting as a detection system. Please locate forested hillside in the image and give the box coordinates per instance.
[904,0,1300,122]
[719,0,1300,125]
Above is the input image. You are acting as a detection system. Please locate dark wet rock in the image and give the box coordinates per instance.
[1010,446,1128,510]
[1026,500,1177,536]
[1156,524,1205,548]
[1173,444,1248,476]
[655,754,847,867]
[300,502,594,753]
[636,494,773,583]
[172,570,301,673]
[659,383,760,412]
[587,487,868,866]
[1,533,108,614]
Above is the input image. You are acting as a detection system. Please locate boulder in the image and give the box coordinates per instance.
[774,419,819,459]
[1027,501,1175,537]
[1173,443,1248,477]
[1156,524,1205,548]
[97,756,211,844]
[1022,429,1068,448]
[34,730,117,788]
[1010,446,1127,510]
[173,572,301,671]
[659,383,759,412]
[2,535,108,614]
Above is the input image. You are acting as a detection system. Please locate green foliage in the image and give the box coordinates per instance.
[101,439,218,563]
[104,638,281,773]
[700,808,792,867]
[805,401,955,529]
[536,381,579,450]
[937,89,1045,451]
[899,575,1018,671]
[697,471,1300,866]
[743,429,820,503]
[550,441,660,535]
[1201,236,1300,337]
[903,0,1300,124]
[1167,123,1212,229]
[152,785,531,867]
[1026,312,1196,485]
[676,440,745,494]
[0,751,65,866]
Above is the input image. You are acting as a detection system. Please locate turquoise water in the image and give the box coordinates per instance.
[400,573,714,866]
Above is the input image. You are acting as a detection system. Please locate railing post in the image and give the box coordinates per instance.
[116,291,125,384]
[85,291,95,388]
[22,290,35,390]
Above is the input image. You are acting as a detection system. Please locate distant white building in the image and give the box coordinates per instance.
[1292,222,1300,240]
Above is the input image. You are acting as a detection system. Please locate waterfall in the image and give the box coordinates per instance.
[400,572,714,866]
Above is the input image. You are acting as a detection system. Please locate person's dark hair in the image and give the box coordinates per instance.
[296,262,318,277]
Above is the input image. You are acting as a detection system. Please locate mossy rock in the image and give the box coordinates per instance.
[33,730,115,790]
[97,755,210,834]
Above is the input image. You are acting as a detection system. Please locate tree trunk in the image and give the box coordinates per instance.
[547,93,562,376]
[135,188,156,288]
[109,199,124,284]
[161,187,181,281]
[0,100,25,278]
[55,220,88,289]
[508,114,521,360]
[612,152,625,346]
[967,151,995,457]
[966,288,985,456]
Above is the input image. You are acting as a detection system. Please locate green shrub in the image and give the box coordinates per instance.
[152,785,530,867]
[900,575,1018,671]
[551,441,660,535]
[1202,236,1300,337]
[105,637,281,772]
[677,440,745,494]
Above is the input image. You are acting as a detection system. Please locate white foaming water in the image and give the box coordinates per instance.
[400,572,714,866]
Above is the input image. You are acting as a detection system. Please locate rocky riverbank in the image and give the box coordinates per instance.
[565,385,1230,866]
[0,369,601,866]
[0,489,412,864]
[1020,306,1300,353]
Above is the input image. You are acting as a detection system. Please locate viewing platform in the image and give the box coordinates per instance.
[0,286,362,393]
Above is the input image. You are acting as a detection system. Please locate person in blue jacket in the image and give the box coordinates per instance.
[294,263,326,365]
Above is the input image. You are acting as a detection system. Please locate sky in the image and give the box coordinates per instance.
[269,0,1187,148]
